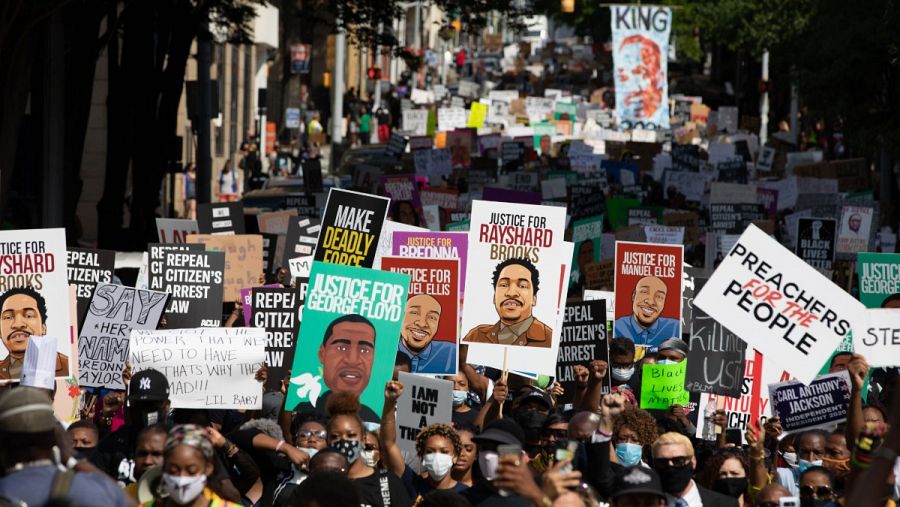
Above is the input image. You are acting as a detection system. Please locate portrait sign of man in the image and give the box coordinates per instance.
[613,276,679,348]
[399,294,455,374]
[0,287,68,381]
[463,257,552,347]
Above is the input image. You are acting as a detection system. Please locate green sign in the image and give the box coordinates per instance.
[857,252,900,308]
[571,215,603,289]
[606,197,642,230]
[640,360,690,410]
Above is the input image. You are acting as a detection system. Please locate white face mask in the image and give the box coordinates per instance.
[422,452,454,480]
[656,359,677,366]
[361,449,378,468]
[478,451,499,481]
[611,366,635,382]
[162,473,207,505]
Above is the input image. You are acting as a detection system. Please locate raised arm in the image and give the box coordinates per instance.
[379,380,407,477]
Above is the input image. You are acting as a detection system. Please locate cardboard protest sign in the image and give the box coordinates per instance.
[197,202,244,235]
[851,309,900,367]
[769,371,851,433]
[796,218,836,273]
[285,262,410,421]
[250,287,300,390]
[0,228,72,380]
[709,204,766,234]
[384,133,408,158]
[66,247,115,328]
[556,300,609,404]
[383,175,425,227]
[857,253,900,308]
[156,218,199,243]
[314,188,390,267]
[610,5,671,130]
[257,210,297,234]
[640,361,689,409]
[77,283,168,389]
[282,217,322,268]
[693,224,865,384]
[461,201,571,376]
[571,216,603,290]
[613,241,683,349]
[129,328,266,409]
[158,249,225,328]
[381,257,459,375]
[186,234,263,302]
[686,278,747,397]
[392,231,467,298]
[396,372,453,459]
[403,110,429,136]
[836,205,874,255]
[373,220,428,270]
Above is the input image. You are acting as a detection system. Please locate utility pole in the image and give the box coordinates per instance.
[196,14,213,204]
[332,26,346,145]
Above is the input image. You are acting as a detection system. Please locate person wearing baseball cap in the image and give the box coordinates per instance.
[656,339,688,364]
[609,465,667,507]
[91,368,172,485]
[0,387,129,506]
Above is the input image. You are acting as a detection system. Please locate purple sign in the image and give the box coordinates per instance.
[392,231,468,297]
[241,283,281,322]
[757,187,779,220]
[482,187,543,205]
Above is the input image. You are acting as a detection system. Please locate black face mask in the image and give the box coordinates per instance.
[655,463,693,495]
[73,447,97,461]
[800,498,831,507]
[713,477,748,498]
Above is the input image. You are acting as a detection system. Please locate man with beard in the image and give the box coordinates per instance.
[398,294,454,374]
[0,287,68,382]
[614,276,679,349]
[463,258,552,347]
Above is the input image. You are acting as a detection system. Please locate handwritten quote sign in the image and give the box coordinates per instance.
[640,360,690,409]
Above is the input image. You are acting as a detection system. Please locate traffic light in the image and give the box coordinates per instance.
[367,66,382,80]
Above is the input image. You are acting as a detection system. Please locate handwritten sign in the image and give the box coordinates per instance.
[640,361,690,409]
[186,234,263,302]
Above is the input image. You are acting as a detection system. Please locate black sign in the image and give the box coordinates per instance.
[501,141,525,172]
[571,188,607,220]
[796,218,836,272]
[716,157,748,184]
[261,233,279,274]
[159,249,225,328]
[282,216,321,268]
[147,243,203,294]
[686,278,747,397]
[556,300,609,405]
[250,286,300,390]
[66,247,115,329]
[303,160,324,193]
[197,202,245,235]
[709,203,766,233]
[314,188,389,267]
[627,207,659,225]
[672,144,701,172]
[385,133,408,158]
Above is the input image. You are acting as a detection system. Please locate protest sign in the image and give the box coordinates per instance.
[836,205,874,255]
[468,102,488,128]
[613,241,683,349]
[644,225,684,245]
[129,328,266,409]
[383,175,425,227]
[686,279,747,397]
[373,220,428,269]
[156,218,199,243]
[314,188,390,267]
[695,349,769,444]
[384,133,408,158]
[796,218,836,273]
[395,372,453,459]
[261,233,279,273]
[403,110,429,136]
[693,224,865,384]
[571,216,603,290]
[627,207,660,226]
[77,283,168,389]
[392,231,468,297]
[769,371,851,433]
[709,203,766,233]
[851,309,900,367]
[382,257,459,375]
[438,107,467,131]
[158,249,225,328]
[67,247,115,328]
[640,361,689,409]
[0,228,72,380]
[610,5,671,130]
[250,286,300,390]
[285,262,410,421]
[186,234,263,302]
[857,253,900,308]
[461,201,571,376]
[556,300,609,404]
[241,283,280,322]
[21,335,58,390]
[197,202,244,235]
[282,217,322,269]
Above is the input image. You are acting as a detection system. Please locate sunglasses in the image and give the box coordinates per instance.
[297,429,327,440]
[543,428,568,439]
[799,485,833,499]
[653,456,691,468]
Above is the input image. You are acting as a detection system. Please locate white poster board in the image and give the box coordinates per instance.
[396,372,453,460]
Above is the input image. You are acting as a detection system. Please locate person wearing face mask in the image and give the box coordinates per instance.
[696,451,750,504]
[67,419,100,460]
[447,372,480,427]
[138,424,238,507]
[463,419,548,506]
[609,337,638,388]
[774,430,828,497]
[612,408,658,469]
[381,381,468,499]
[92,368,172,485]
[326,390,411,507]
[362,430,382,469]
[821,430,850,493]
[650,432,738,507]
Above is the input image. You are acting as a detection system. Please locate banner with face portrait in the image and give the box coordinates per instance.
[461,201,572,376]
[613,241,683,350]
[284,261,409,421]
[610,5,672,130]
[0,229,71,381]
